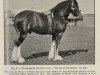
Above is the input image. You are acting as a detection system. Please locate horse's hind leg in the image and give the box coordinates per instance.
[11,34,27,63]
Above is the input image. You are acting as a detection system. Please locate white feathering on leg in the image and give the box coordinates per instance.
[48,40,56,59]
[53,45,62,61]
[16,45,25,63]
[11,46,19,61]
[11,45,25,63]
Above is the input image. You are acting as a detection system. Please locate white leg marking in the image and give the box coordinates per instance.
[11,45,25,63]
[53,45,62,61]
[17,56,25,64]
[11,46,19,61]
[17,45,25,63]
[48,40,56,59]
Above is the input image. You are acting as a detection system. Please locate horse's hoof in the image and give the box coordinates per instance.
[48,54,54,59]
[11,55,18,62]
[17,57,25,63]
[11,57,18,62]
[53,55,62,61]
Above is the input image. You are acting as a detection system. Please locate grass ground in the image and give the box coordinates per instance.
[5,26,95,65]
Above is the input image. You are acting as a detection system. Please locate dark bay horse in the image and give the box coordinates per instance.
[11,0,83,63]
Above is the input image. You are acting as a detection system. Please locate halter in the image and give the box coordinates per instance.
[70,0,81,17]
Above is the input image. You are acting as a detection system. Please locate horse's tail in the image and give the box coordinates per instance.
[8,17,15,27]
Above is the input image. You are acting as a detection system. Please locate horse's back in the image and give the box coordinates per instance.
[14,10,34,21]
[14,10,49,34]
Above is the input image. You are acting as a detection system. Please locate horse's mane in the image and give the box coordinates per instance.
[50,0,78,12]
[50,0,69,12]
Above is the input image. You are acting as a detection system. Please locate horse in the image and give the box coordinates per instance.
[11,0,83,63]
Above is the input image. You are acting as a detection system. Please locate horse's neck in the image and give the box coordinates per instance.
[52,8,69,17]
[52,1,71,17]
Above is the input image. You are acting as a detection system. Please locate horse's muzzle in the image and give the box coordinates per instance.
[78,15,83,21]
[77,10,83,21]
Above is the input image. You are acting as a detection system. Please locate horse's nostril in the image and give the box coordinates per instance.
[78,16,83,21]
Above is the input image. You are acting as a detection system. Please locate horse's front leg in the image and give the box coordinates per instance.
[48,37,56,59]
[48,33,63,60]
[53,33,63,61]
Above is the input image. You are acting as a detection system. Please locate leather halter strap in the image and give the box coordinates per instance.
[43,10,53,34]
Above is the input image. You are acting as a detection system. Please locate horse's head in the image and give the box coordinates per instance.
[70,0,83,20]
[51,0,83,20]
